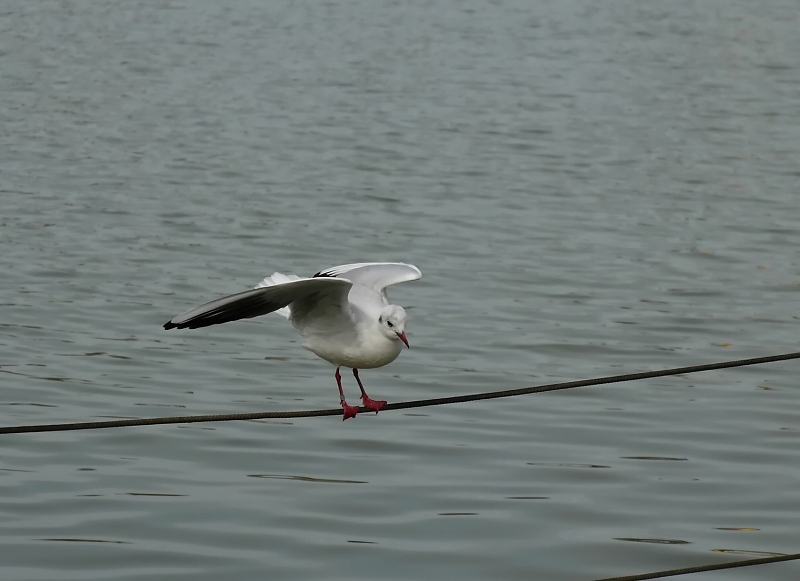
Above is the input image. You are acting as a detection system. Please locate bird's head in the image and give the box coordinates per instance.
[378,305,409,348]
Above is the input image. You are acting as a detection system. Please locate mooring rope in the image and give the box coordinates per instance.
[592,551,800,581]
[1,350,798,435]
[3,352,799,579]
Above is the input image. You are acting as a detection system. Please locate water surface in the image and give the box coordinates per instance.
[2,1,800,579]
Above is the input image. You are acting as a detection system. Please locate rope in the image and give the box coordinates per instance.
[1,350,799,435]
[593,551,800,581]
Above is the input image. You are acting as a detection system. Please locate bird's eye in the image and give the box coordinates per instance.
[387,321,394,328]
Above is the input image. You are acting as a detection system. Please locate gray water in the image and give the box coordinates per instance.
[2,1,800,579]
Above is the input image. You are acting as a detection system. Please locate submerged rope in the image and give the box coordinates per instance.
[593,551,800,581]
[1,350,799,435]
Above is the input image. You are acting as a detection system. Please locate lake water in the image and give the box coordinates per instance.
[2,1,800,579]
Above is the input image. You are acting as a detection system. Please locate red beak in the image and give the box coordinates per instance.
[397,331,409,348]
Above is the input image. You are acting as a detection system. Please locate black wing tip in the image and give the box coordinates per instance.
[163,320,178,330]
[312,270,335,278]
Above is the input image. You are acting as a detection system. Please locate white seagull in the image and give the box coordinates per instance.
[164,262,422,420]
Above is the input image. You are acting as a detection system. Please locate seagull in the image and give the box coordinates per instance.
[164,262,422,420]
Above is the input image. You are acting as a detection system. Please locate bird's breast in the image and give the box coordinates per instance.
[302,330,403,369]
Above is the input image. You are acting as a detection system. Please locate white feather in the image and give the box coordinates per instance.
[255,272,301,318]
[314,262,421,301]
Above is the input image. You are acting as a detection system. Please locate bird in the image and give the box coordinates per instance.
[164,262,422,420]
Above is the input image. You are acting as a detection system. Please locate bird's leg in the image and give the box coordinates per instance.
[353,368,387,413]
[336,367,359,421]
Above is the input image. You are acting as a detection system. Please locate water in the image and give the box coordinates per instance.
[2,1,800,579]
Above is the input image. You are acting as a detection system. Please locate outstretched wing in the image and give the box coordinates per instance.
[313,263,421,299]
[164,277,352,330]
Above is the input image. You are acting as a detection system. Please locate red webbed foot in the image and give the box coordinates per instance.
[352,369,386,414]
[361,395,387,414]
[341,401,360,421]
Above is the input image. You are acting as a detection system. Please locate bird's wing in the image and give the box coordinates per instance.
[164,277,352,330]
[313,263,421,300]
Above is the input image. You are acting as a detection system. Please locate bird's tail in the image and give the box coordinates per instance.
[254,272,301,319]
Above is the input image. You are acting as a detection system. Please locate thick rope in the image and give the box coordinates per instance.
[1,350,799,435]
[593,551,800,581]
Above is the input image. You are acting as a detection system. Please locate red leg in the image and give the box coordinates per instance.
[336,367,359,420]
[353,368,386,413]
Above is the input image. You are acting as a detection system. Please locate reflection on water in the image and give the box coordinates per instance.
[620,456,688,461]
[527,462,610,468]
[248,474,368,484]
[615,538,691,545]
[37,538,131,545]
[715,527,760,532]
